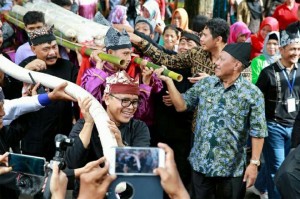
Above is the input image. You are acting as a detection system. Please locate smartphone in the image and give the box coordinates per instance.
[28,72,46,94]
[109,147,165,175]
[8,153,46,176]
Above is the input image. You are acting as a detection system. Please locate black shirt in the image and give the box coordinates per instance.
[256,61,300,127]
[65,118,150,198]
[65,118,150,169]
[18,56,78,160]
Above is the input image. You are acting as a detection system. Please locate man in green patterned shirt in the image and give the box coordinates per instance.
[156,43,268,199]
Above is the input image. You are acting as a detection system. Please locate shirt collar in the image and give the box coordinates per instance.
[103,62,118,73]
[277,60,298,71]
[214,75,244,90]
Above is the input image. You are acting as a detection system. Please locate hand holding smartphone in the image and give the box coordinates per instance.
[108,147,165,175]
[28,72,46,94]
[8,153,46,176]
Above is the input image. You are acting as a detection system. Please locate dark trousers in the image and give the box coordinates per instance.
[192,170,246,199]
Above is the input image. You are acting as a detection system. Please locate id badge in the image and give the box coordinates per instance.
[287,98,296,113]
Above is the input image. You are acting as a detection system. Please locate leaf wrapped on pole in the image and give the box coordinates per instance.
[9,9,78,42]
[3,13,25,29]
[134,57,183,82]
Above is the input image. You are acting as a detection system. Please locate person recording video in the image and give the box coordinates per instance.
[77,143,190,199]
[0,82,75,199]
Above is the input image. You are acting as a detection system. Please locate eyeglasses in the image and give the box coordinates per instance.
[109,94,139,108]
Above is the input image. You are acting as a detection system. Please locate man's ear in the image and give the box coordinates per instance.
[215,36,223,44]
[234,60,243,71]
[31,45,37,55]
[108,49,113,55]
[104,94,110,106]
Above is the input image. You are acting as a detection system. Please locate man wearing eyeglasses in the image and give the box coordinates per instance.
[65,70,150,198]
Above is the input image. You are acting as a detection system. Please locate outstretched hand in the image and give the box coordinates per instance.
[48,82,76,102]
[187,73,209,84]
[128,32,142,44]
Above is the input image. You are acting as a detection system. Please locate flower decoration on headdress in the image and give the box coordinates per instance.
[28,25,56,46]
[104,70,139,96]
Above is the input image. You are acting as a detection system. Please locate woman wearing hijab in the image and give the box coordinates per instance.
[251,31,280,84]
[77,0,97,19]
[108,5,130,26]
[249,17,279,60]
[141,0,165,41]
[228,21,251,44]
[171,8,190,31]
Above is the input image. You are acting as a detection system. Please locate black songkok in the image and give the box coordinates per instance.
[223,43,251,67]
[28,26,56,46]
[104,27,132,50]
[135,16,156,34]
[181,31,200,46]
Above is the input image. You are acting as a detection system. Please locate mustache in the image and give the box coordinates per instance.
[46,56,57,60]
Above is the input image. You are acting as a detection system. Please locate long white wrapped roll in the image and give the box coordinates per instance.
[0,55,117,156]
[24,2,109,43]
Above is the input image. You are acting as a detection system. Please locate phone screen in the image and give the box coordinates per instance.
[8,153,46,176]
[112,147,164,175]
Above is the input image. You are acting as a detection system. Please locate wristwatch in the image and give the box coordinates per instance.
[250,159,261,167]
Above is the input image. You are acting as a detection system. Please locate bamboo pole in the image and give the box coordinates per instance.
[8,11,78,42]
[0,55,117,157]
[3,13,25,29]
[4,13,125,67]
[134,57,183,82]
[55,38,125,67]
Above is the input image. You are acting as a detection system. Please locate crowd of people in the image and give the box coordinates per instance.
[0,0,299,198]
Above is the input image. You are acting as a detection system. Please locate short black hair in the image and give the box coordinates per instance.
[162,25,180,36]
[205,18,229,43]
[23,11,45,26]
[192,15,209,33]
[51,0,72,7]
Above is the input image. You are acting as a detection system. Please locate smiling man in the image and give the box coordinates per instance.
[157,42,267,199]
[17,26,78,161]
[256,29,300,199]
[130,18,228,80]
[66,70,150,198]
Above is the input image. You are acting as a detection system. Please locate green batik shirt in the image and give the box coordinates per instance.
[183,75,267,177]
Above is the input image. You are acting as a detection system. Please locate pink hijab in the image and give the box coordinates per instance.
[228,22,251,44]
[108,5,130,25]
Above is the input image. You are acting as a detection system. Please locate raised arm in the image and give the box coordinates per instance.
[129,33,196,70]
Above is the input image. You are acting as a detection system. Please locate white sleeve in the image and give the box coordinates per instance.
[3,96,44,126]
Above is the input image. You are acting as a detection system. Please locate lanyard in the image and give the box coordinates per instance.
[282,69,296,97]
